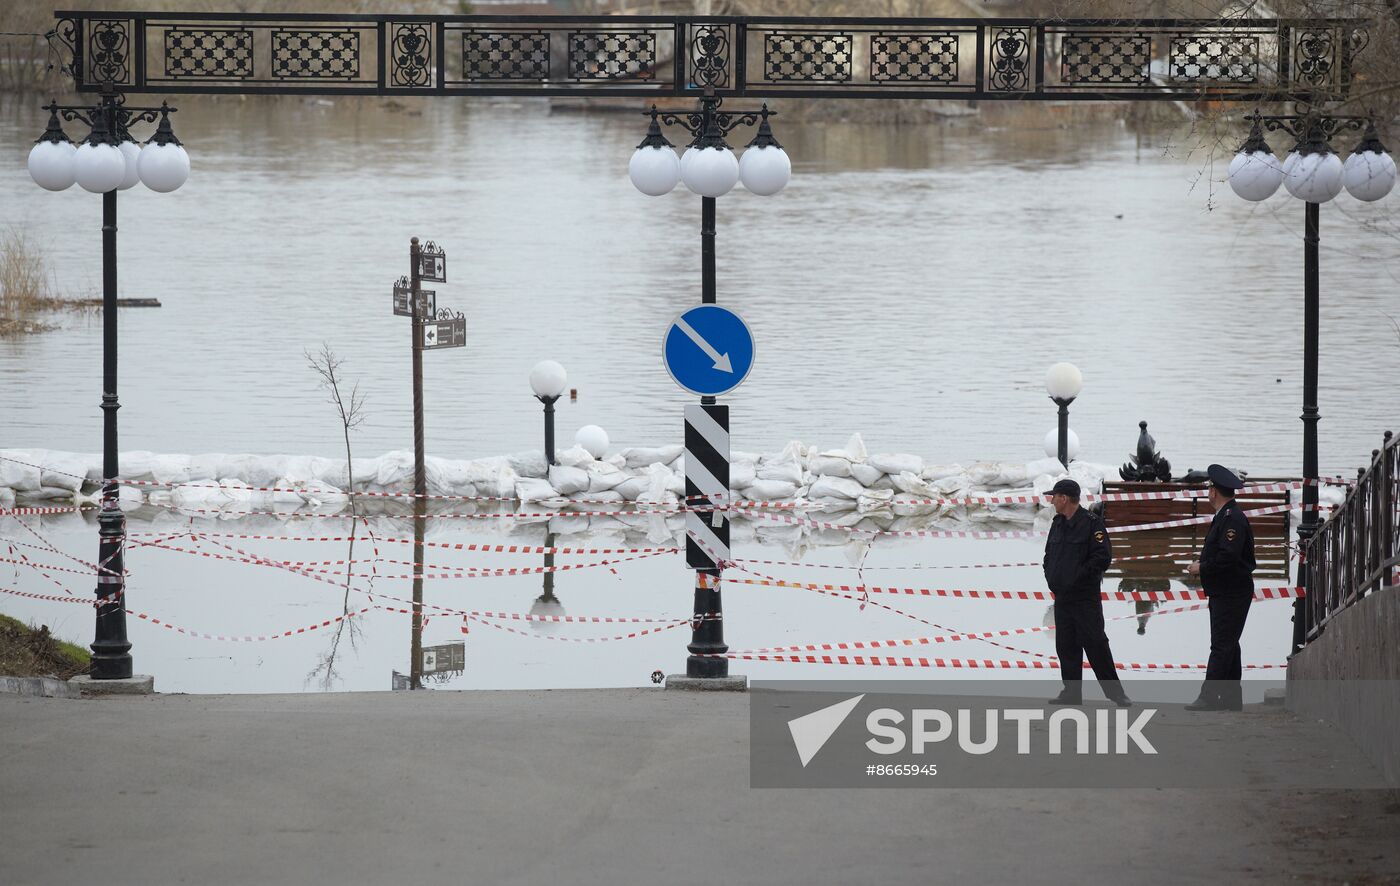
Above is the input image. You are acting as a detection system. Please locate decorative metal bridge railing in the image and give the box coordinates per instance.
[52,11,1367,102]
[1303,432,1400,641]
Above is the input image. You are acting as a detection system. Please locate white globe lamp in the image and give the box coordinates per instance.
[529,360,568,400]
[1342,122,1396,203]
[74,140,126,193]
[628,108,681,196]
[1045,362,1083,403]
[27,106,77,192]
[575,425,609,459]
[680,144,739,198]
[738,106,790,196]
[1226,119,1283,202]
[137,105,189,193]
[1044,427,1081,461]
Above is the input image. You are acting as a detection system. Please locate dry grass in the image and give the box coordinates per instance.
[0,613,91,680]
[0,230,73,337]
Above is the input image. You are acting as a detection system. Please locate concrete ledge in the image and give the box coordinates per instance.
[69,674,155,696]
[1,676,83,699]
[664,674,748,692]
[1288,584,1400,784]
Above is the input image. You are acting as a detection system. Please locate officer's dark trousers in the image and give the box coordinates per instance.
[1202,595,1252,703]
[1053,598,1120,686]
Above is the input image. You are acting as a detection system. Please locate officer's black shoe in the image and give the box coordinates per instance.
[1108,691,1133,708]
[1047,688,1083,705]
[1184,696,1227,712]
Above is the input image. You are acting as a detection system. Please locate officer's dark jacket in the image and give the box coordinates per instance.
[1199,498,1256,597]
[1043,507,1113,601]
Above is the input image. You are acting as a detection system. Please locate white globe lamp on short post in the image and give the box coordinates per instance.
[1045,362,1083,469]
[529,360,567,466]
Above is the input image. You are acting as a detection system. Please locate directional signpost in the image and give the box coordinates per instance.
[422,314,466,350]
[392,277,435,318]
[663,304,755,398]
[664,304,754,683]
[392,236,463,689]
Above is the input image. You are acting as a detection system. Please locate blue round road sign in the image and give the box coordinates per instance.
[663,304,755,398]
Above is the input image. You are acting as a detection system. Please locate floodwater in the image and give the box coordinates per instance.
[1,96,1393,692]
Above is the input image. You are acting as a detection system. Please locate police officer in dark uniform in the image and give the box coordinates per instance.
[1185,464,1256,712]
[1042,479,1132,707]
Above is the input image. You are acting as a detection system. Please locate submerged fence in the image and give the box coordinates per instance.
[1302,431,1400,641]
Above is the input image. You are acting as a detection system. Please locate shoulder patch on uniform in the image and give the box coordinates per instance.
[1094,531,1106,542]
[1226,529,1237,541]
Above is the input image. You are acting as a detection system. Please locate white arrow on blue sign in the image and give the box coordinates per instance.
[663,304,755,398]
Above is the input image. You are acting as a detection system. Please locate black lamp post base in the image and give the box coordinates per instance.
[667,672,747,691]
[685,654,730,679]
[89,647,133,680]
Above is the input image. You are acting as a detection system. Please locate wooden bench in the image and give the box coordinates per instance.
[1098,480,1292,580]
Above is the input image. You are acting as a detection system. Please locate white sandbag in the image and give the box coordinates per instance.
[921,463,964,481]
[555,444,594,468]
[933,474,971,495]
[808,454,853,478]
[622,444,682,469]
[516,476,565,505]
[215,478,254,501]
[0,487,13,507]
[857,488,895,513]
[170,480,233,506]
[0,451,43,491]
[39,451,91,492]
[372,452,414,489]
[507,450,548,479]
[995,464,1029,487]
[119,450,157,481]
[579,489,624,503]
[424,457,465,494]
[664,469,684,496]
[585,462,626,493]
[278,456,319,485]
[297,479,348,509]
[965,462,1002,487]
[549,464,588,496]
[729,461,756,490]
[1024,457,1064,480]
[117,484,143,510]
[614,476,649,501]
[820,433,867,462]
[809,475,864,501]
[756,451,803,485]
[187,453,222,482]
[745,479,798,500]
[868,453,923,476]
[268,477,307,505]
[849,463,884,487]
[1068,462,1108,495]
[1032,473,1059,496]
[891,492,938,517]
[890,471,933,497]
[637,463,677,505]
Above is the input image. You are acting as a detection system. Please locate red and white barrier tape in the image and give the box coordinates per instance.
[139,536,669,581]
[720,572,1303,603]
[461,613,689,643]
[718,652,1284,670]
[749,502,1296,540]
[126,530,679,557]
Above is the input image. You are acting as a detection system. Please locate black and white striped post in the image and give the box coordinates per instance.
[684,403,730,678]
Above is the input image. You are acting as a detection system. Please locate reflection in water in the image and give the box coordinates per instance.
[3,97,1397,475]
[304,507,367,691]
[529,531,566,634]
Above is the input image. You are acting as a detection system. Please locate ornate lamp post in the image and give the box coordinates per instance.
[26,85,189,681]
[529,360,567,466]
[1227,108,1395,653]
[628,86,789,682]
[1045,362,1083,470]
